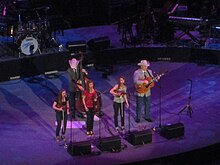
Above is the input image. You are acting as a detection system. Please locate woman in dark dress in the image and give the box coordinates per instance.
[52,89,70,142]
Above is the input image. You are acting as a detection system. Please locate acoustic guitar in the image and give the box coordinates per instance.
[135,72,166,94]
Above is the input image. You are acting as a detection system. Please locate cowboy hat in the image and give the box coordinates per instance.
[138,60,150,67]
[69,58,79,69]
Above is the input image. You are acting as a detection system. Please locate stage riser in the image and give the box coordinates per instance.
[96,47,220,65]
[0,52,70,82]
[87,36,111,51]
[1,47,220,82]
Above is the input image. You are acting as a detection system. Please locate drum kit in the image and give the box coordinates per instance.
[14,6,52,56]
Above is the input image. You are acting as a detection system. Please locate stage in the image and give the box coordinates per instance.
[0,25,220,165]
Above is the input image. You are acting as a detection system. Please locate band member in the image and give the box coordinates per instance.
[133,60,159,123]
[110,76,129,132]
[82,80,98,136]
[52,89,70,142]
[67,57,87,119]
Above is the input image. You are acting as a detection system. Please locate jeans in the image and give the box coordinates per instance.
[113,102,125,127]
[86,108,94,132]
[136,95,151,121]
[56,111,68,137]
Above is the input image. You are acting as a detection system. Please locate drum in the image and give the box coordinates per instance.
[39,18,50,31]
[26,20,38,32]
[17,23,27,34]
[20,37,38,55]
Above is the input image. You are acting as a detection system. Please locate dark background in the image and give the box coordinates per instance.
[1,0,220,29]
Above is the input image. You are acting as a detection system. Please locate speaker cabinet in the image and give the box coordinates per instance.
[65,40,87,53]
[67,141,91,156]
[128,129,152,145]
[97,136,121,152]
[160,123,184,139]
[87,36,110,51]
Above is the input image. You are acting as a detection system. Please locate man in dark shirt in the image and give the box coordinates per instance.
[67,58,87,119]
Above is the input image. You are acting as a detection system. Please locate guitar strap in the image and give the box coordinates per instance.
[144,71,147,79]
[146,70,153,79]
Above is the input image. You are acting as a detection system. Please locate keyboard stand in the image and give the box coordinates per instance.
[174,26,202,46]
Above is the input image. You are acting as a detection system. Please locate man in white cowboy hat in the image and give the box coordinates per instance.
[133,60,154,123]
[67,57,87,119]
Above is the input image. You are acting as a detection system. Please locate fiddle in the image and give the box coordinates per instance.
[114,90,127,97]
[56,104,67,111]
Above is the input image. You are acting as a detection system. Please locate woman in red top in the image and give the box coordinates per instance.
[82,80,98,136]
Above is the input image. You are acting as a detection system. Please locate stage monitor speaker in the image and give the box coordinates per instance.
[127,129,152,145]
[87,36,110,51]
[97,136,121,152]
[65,40,87,53]
[67,141,91,156]
[160,122,184,139]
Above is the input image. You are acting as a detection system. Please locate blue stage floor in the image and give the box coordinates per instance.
[0,25,220,165]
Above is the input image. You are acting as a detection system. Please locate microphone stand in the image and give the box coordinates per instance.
[153,81,162,133]
[158,81,162,128]
[67,109,74,154]
[98,113,102,140]
[97,112,103,150]
[120,95,126,133]
[128,92,131,134]
[62,110,67,148]
[70,111,73,142]
[178,79,193,118]
[126,90,131,139]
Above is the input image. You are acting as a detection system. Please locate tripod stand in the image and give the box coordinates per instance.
[178,79,193,118]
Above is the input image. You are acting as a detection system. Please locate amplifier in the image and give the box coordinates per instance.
[67,141,91,156]
[66,40,87,53]
[127,129,152,145]
[97,136,121,152]
[160,123,184,139]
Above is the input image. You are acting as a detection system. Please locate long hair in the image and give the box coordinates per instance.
[85,80,94,92]
[57,89,66,104]
[117,76,126,90]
